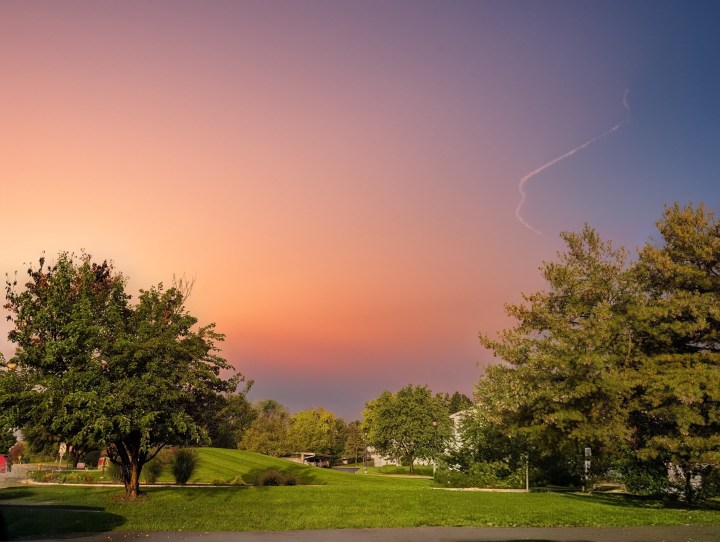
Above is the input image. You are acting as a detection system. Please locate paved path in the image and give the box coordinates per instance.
[29,526,720,542]
[0,464,31,488]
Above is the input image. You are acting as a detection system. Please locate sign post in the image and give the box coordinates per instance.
[584,447,592,491]
[58,442,67,469]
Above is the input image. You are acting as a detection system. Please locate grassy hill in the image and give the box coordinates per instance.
[156,448,427,487]
[157,448,337,485]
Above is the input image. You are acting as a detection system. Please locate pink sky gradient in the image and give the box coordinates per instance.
[2,2,719,419]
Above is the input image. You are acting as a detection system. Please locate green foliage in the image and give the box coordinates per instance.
[106,461,123,482]
[630,203,720,502]
[478,226,636,463]
[27,470,97,484]
[82,451,102,468]
[170,448,199,485]
[239,401,293,456]
[434,461,524,489]
[256,468,297,486]
[476,204,720,502]
[289,407,346,457]
[343,421,367,464]
[0,252,242,499]
[614,454,671,497]
[209,392,256,448]
[363,384,451,474]
[141,458,164,484]
[0,428,16,454]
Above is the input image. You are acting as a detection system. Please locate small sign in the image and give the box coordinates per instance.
[584,447,592,457]
[59,443,67,457]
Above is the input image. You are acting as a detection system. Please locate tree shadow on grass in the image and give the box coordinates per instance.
[560,491,720,511]
[0,488,126,540]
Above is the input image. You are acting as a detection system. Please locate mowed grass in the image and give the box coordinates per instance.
[3,448,720,539]
[156,448,335,485]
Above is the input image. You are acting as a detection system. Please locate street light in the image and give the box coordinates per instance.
[363,431,368,474]
[432,420,438,476]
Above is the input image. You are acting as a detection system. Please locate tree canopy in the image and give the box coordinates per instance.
[290,408,346,457]
[475,203,720,500]
[363,384,451,473]
[0,253,241,498]
[239,400,293,457]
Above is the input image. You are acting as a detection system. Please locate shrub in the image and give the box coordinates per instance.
[28,470,96,484]
[142,458,164,484]
[434,461,524,489]
[106,461,123,482]
[257,469,286,486]
[229,475,246,486]
[170,448,199,485]
[284,472,298,486]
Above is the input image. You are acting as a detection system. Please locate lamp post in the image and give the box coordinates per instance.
[363,431,368,474]
[432,420,438,476]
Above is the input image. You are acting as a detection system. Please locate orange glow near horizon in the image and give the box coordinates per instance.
[3,2,719,418]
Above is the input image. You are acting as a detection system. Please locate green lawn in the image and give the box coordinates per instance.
[3,448,720,540]
[361,464,435,476]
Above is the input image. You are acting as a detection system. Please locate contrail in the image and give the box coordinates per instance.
[515,91,630,235]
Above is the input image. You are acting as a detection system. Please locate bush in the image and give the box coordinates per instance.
[255,469,297,486]
[434,461,524,489]
[170,448,199,485]
[106,461,123,482]
[141,458,164,484]
[257,469,286,486]
[28,470,96,484]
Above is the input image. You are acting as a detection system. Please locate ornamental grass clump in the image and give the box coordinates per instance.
[171,448,199,485]
[256,469,297,486]
[141,458,164,484]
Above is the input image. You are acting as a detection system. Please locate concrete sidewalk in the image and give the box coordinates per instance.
[33,526,720,542]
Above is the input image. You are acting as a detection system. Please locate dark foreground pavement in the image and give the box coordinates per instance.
[33,526,720,542]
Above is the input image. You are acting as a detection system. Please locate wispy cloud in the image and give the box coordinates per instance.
[515,91,630,235]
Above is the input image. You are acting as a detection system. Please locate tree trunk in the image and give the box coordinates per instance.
[408,458,414,474]
[126,460,142,499]
[109,440,144,500]
[684,469,694,504]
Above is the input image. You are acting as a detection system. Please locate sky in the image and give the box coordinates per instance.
[1,1,719,420]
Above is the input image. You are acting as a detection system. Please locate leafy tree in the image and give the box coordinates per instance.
[1,253,240,499]
[363,384,451,474]
[344,421,367,464]
[239,400,293,456]
[477,226,637,472]
[0,427,15,454]
[447,392,473,414]
[630,203,720,501]
[208,392,257,449]
[445,407,525,473]
[290,408,346,457]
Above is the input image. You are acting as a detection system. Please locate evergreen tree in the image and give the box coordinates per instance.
[631,203,720,501]
[478,226,637,466]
